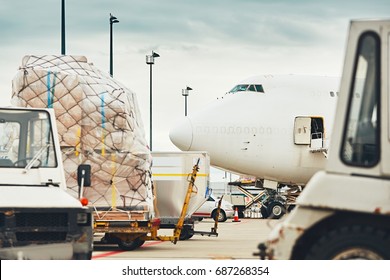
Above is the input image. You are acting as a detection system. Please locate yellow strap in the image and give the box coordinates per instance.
[111,153,116,208]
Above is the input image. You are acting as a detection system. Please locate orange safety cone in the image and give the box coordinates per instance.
[232,207,241,222]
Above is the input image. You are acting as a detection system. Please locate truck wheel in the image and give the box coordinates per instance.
[212,209,227,222]
[305,225,390,259]
[267,201,286,219]
[186,233,194,239]
[287,205,296,212]
[73,251,92,260]
[179,226,194,240]
[260,206,269,219]
[118,237,145,251]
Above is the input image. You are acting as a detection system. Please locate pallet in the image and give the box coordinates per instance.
[94,210,148,221]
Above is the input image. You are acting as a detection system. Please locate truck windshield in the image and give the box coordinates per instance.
[341,32,380,167]
[0,109,57,168]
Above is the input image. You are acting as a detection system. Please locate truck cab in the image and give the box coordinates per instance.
[0,107,93,259]
[258,19,390,259]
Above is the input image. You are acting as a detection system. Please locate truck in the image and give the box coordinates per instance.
[0,107,93,260]
[257,19,390,260]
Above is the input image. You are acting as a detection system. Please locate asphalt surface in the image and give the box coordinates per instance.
[92,218,278,260]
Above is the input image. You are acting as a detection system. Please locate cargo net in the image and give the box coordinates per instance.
[11,55,154,214]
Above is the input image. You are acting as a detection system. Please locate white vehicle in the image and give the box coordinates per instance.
[257,19,390,260]
[192,195,235,222]
[0,107,93,260]
[170,74,339,217]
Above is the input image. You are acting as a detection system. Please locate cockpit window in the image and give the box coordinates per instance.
[229,84,249,92]
[255,85,264,92]
[228,84,264,94]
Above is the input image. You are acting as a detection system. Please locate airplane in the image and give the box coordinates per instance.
[169,74,340,217]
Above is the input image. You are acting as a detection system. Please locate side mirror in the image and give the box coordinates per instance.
[77,164,91,199]
[77,164,91,187]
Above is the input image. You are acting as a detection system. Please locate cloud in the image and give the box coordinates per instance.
[2,0,389,51]
[1,0,390,154]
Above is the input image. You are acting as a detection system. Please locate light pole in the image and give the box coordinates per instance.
[61,0,66,55]
[109,13,119,77]
[182,86,193,116]
[146,51,160,151]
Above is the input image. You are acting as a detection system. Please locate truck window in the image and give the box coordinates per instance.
[341,32,380,167]
[0,122,20,165]
[28,116,57,167]
[0,109,57,168]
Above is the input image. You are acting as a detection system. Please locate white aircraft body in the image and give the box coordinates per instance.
[170,75,339,187]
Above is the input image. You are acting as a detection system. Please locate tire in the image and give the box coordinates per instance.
[179,226,194,240]
[260,206,269,219]
[186,233,194,239]
[212,209,227,222]
[267,201,286,219]
[287,205,296,212]
[73,251,92,260]
[305,225,390,260]
[118,237,145,251]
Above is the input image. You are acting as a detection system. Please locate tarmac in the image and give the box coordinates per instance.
[92,217,278,260]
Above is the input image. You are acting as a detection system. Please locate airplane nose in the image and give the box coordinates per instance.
[169,117,193,151]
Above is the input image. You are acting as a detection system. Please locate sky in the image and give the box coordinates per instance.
[0,0,389,180]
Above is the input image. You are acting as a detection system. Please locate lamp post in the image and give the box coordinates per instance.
[146,51,160,151]
[182,86,193,116]
[109,13,119,77]
[61,0,66,55]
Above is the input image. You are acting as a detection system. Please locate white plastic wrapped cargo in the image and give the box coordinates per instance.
[11,55,153,215]
[151,151,210,219]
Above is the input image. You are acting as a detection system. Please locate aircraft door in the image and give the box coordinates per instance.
[294,116,324,147]
[294,117,311,145]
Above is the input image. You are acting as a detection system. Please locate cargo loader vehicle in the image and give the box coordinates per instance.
[0,107,93,260]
